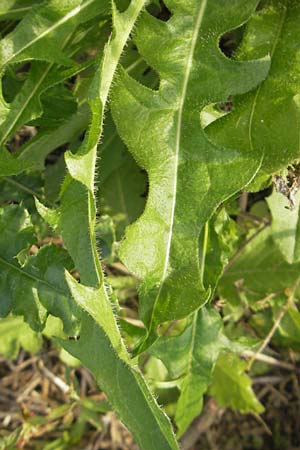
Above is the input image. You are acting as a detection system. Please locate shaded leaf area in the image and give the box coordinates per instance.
[99,116,147,241]
[207,0,300,184]
[251,298,300,351]
[112,0,270,349]
[0,0,111,175]
[0,60,92,152]
[0,0,109,69]
[0,205,79,334]
[218,199,300,353]
[202,208,240,297]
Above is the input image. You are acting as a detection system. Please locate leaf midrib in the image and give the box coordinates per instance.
[0,255,68,298]
[0,6,32,15]
[149,0,208,328]
[1,0,96,68]
[0,65,50,146]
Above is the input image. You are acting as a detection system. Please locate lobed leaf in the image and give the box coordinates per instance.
[42,1,179,447]
[111,0,270,348]
[207,0,300,181]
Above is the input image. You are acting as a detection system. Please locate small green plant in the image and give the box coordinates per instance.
[1,1,300,448]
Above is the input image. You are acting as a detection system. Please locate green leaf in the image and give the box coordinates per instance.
[0,172,43,212]
[44,2,179,447]
[59,273,179,450]
[0,43,148,177]
[251,298,300,350]
[59,0,149,285]
[151,307,224,436]
[0,60,89,149]
[207,0,300,180]
[0,172,49,237]
[0,0,111,174]
[202,209,239,296]
[267,190,300,264]
[0,0,110,70]
[0,204,79,333]
[111,0,270,345]
[209,352,264,414]
[16,101,90,172]
[0,202,178,447]
[0,315,42,359]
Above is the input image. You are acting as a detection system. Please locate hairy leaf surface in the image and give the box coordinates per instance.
[111,0,270,346]
[60,274,179,450]
[207,0,300,180]
[41,2,179,447]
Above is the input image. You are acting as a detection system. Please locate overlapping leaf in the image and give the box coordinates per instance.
[0,205,79,333]
[0,0,110,175]
[37,2,179,447]
[111,0,270,347]
[99,130,147,240]
[0,0,109,69]
[0,60,92,151]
